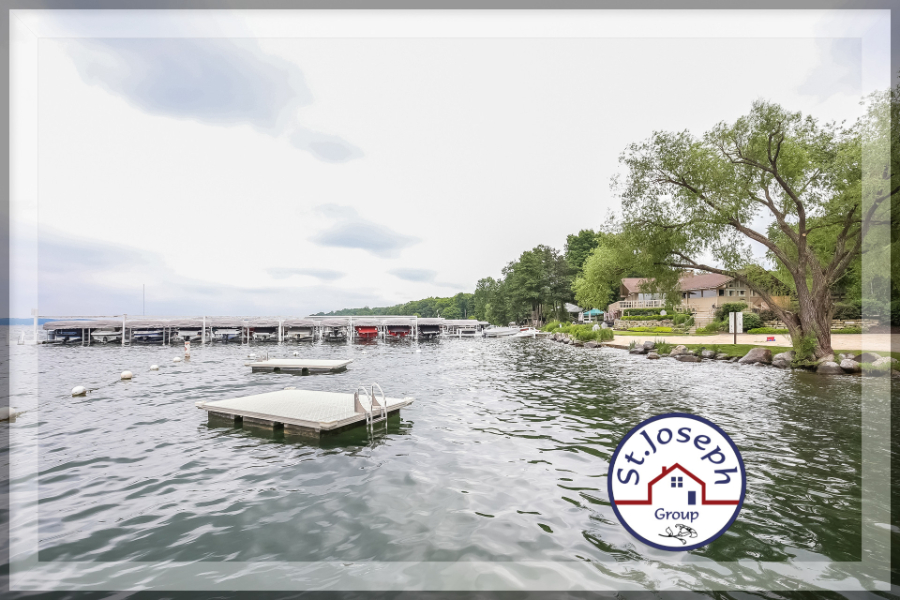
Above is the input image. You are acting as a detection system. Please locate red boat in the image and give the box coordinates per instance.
[353,318,380,339]
[385,318,412,338]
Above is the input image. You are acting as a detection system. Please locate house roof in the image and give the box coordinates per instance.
[621,273,732,295]
[564,303,582,312]
[614,463,740,506]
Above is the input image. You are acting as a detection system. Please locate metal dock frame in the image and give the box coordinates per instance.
[355,383,388,436]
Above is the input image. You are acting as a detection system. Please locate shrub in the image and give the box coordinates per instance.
[696,321,724,334]
[598,328,614,342]
[832,301,861,320]
[741,313,763,331]
[747,327,789,334]
[791,333,817,364]
[628,339,637,350]
[654,338,673,354]
[623,308,662,316]
[622,315,673,321]
[673,314,689,326]
[714,302,748,322]
[892,299,900,326]
[832,327,862,334]
[685,316,695,327]
[758,309,778,322]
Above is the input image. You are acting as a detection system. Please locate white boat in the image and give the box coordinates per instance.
[512,327,540,338]
[483,325,519,338]
[90,329,121,343]
[212,328,241,342]
[175,329,203,341]
[132,329,163,343]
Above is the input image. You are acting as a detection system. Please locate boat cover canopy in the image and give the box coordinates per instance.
[42,320,99,330]
[416,318,443,326]
[321,319,349,327]
[353,318,381,327]
[283,318,316,328]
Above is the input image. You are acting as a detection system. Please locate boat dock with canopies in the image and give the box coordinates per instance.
[36,314,510,346]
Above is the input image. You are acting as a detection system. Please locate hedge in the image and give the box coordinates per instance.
[622,308,663,316]
[541,321,614,342]
[627,326,673,333]
[748,327,788,334]
[622,315,674,321]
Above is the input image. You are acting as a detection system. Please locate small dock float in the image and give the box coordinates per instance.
[246,358,353,373]
[196,386,413,437]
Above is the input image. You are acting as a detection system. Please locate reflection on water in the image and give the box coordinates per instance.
[2,332,880,572]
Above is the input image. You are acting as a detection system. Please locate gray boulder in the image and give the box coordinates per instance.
[715,353,729,360]
[738,348,772,365]
[839,359,861,373]
[573,340,584,347]
[642,341,656,351]
[584,341,599,348]
[773,351,795,362]
[853,352,882,364]
[700,350,716,359]
[647,352,660,360]
[873,356,898,366]
[675,354,701,363]
[669,345,690,356]
[772,358,791,369]
[816,361,845,375]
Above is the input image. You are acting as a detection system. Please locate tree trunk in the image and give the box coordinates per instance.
[783,273,834,360]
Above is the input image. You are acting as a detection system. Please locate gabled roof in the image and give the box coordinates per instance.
[614,463,740,506]
[621,273,732,295]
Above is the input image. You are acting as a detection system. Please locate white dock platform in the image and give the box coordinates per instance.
[246,358,353,373]
[196,389,413,437]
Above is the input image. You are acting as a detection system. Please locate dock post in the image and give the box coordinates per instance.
[202,316,206,345]
[414,316,418,341]
[31,308,37,344]
[348,317,353,344]
[122,314,127,346]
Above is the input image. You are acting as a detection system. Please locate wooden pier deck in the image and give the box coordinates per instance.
[196,389,413,437]
[246,358,353,373]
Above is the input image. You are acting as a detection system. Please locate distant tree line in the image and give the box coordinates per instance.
[314,293,475,319]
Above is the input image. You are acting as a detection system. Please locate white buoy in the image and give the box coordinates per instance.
[292,351,299,356]
[416,349,422,353]
[0,406,19,420]
[248,353,256,359]
[71,386,87,396]
[121,371,133,380]
[172,357,182,363]
[150,365,159,371]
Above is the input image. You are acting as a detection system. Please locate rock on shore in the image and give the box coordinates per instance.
[738,348,772,365]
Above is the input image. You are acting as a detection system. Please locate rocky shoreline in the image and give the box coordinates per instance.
[547,332,898,377]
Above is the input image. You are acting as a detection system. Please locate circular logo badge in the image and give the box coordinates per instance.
[608,413,745,551]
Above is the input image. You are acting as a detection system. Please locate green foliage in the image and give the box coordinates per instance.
[315,293,474,319]
[572,231,640,311]
[791,334,818,363]
[623,308,663,316]
[714,303,749,322]
[628,339,637,350]
[653,339,673,355]
[540,322,613,342]
[564,229,600,273]
[833,301,862,320]
[748,327,789,334]
[696,322,725,334]
[627,326,673,333]
[892,300,900,326]
[622,315,673,321]
[758,309,778,322]
[832,327,862,334]
[741,313,763,331]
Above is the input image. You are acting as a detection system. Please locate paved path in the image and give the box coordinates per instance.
[612,333,898,353]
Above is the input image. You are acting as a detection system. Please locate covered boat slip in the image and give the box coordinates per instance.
[197,388,414,437]
[246,358,353,373]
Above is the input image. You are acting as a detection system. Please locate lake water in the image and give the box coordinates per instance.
[2,330,893,592]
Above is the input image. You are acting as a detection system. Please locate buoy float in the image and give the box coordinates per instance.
[248,353,256,359]
[150,365,159,371]
[0,407,19,421]
[172,357,182,363]
[121,371,133,380]
[72,386,87,396]
[292,351,299,356]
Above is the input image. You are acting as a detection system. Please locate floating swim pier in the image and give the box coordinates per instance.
[196,385,413,437]
[246,358,353,374]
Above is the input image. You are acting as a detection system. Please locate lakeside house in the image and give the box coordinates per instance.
[605,271,788,326]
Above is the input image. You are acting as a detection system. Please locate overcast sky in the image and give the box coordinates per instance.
[9,10,890,317]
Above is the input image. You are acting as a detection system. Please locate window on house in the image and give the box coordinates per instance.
[719,289,724,296]
[729,290,734,296]
[671,476,683,488]
[739,290,745,296]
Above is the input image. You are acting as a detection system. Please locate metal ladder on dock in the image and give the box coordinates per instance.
[354,383,388,436]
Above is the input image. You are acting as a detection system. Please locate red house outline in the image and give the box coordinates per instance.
[615,463,740,506]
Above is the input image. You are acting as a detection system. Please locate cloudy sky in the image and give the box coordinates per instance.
[9,10,890,317]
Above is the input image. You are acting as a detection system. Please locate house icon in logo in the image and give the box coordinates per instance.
[614,463,740,506]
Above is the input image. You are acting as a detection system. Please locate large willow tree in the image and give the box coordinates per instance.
[603,92,894,358]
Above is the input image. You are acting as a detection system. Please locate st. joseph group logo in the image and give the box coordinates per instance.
[607,413,745,551]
